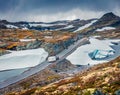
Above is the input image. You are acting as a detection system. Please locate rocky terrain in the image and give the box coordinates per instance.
[0,49,10,56]
[0,18,93,32]
[2,56,120,95]
[79,12,120,36]
[0,12,120,95]
[0,13,120,56]
[91,27,120,39]
[0,29,80,55]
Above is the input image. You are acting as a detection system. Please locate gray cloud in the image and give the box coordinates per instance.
[0,0,120,22]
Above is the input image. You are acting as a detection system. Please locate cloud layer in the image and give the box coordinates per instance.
[0,0,120,22]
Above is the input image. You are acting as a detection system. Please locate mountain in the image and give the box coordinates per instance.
[78,12,120,35]
[0,19,94,32]
[27,19,93,32]
[0,12,120,95]
[0,12,120,34]
[92,12,120,28]
[99,12,120,21]
[0,20,9,24]
[0,20,9,29]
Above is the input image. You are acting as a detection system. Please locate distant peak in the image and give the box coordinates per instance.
[106,12,114,15]
[103,12,116,17]
[0,19,9,24]
[99,12,120,21]
[73,19,80,21]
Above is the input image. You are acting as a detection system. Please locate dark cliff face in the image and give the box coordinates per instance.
[93,12,120,28]
[0,24,7,29]
[111,20,120,28]
[0,20,9,24]
[0,20,8,29]
[41,36,79,55]
[99,12,120,21]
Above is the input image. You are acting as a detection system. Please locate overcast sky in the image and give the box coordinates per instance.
[0,0,120,22]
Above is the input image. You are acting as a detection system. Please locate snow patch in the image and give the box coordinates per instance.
[74,20,97,32]
[66,38,120,65]
[56,25,74,30]
[62,25,74,29]
[29,23,67,27]
[6,25,18,29]
[96,27,116,31]
[0,48,48,71]
[22,27,28,30]
[29,23,50,27]
[20,39,36,42]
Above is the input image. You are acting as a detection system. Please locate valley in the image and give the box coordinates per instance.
[0,12,120,95]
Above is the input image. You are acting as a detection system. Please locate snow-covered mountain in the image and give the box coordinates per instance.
[0,18,94,32]
[1,12,120,33]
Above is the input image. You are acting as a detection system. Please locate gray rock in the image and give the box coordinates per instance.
[26,40,42,49]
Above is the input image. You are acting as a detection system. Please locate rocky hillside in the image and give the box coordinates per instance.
[0,29,81,55]
[0,19,92,32]
[93,12,120,28]
[4,56,120,95]
[1,12,120,36]
[0,20,9,29]
[91,27,120,39]
[80,12,120,35]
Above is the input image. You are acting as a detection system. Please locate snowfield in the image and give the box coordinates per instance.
[74,20,97,32]
[29,22,67,27]
[56,25,74,30]
[66,38,120,65]
[62,25,74,29]
[96,27,116,31]
[29,23,52,27]
[6,25,18,29]
[22,27,28,30]
[0,48,48,71]
[20,39,36,42]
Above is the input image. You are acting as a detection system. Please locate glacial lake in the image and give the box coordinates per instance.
[0,68,29,82]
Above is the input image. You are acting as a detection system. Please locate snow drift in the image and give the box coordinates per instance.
[96,27,115,31]
[6,25,18,29]
[0,48,48,71]
[74,20,97,32]
[67,38,120,65]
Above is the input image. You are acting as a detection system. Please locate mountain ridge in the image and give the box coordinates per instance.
[0,12,120,32]
[92,12,120,27]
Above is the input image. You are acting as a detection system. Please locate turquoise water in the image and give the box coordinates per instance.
[0,68,29,82]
